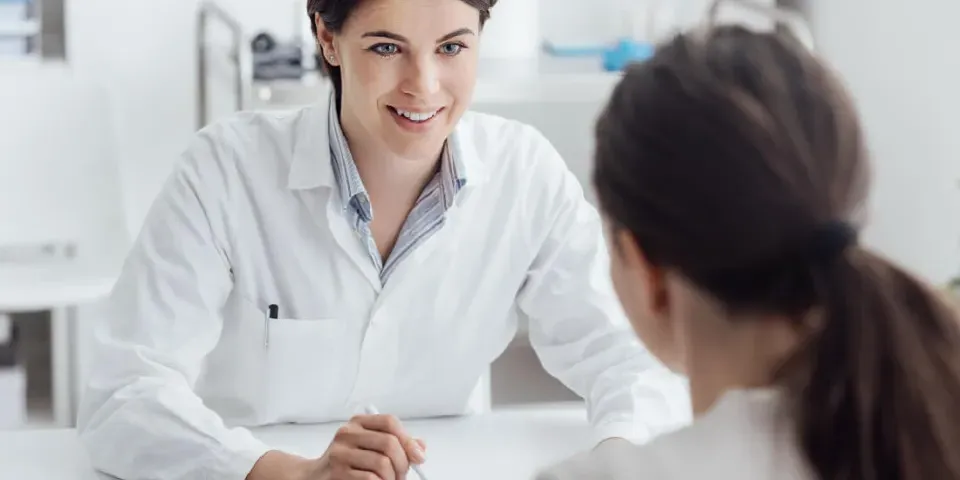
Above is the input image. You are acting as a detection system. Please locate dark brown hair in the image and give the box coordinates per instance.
[594,26,960,479]
[306,0,497,102]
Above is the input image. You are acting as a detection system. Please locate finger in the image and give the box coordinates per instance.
[415,438,426,453]
[335,446,397,480]
[351,415,426,463]
[343,429,409,477]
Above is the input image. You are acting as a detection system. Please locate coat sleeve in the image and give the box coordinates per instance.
[76,131,271,479]
[515,128,691,445]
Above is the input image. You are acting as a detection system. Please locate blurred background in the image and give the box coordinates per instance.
[1,0,958,432]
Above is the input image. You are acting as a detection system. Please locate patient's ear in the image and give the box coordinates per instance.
[615,229,670,322]
[613,228,682,370]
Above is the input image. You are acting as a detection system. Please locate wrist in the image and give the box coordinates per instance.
[595,436,630,449]
[247,450,316,480]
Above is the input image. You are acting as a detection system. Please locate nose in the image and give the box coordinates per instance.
[400,55,440,98]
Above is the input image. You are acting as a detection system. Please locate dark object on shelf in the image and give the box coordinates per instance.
[251,31,305,80]
[0,321,19,368]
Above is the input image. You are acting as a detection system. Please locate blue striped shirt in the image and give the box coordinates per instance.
[327,98,467,284]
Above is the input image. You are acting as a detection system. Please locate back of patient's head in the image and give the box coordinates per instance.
[594,26,960,480]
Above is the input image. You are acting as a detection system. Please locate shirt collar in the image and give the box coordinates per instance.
[327,94,370,216]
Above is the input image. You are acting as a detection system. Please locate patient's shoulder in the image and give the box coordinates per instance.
[536,389,809,480]
[535,440,670,480]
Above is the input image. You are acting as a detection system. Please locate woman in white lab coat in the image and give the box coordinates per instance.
[76,0,686,479]
[537,25,960,480]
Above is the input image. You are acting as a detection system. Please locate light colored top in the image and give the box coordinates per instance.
[536,389,815,480]
[0,406,593,480]
[75,93,688,480]
[326,93,467,283]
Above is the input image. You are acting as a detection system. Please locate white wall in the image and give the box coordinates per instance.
[807,0,960,284]
[67,0,202,236]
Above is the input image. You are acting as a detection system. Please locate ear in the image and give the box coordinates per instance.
[615,229,671,321]
[314,13,339,66]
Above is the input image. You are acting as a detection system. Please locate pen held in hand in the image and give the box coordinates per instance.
[363,404,430,480]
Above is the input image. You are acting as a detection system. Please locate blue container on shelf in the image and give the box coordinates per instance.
[602,39,656,72]
[542,37,655,72]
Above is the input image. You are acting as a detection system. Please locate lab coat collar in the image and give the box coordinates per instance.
[288,88,488,193]
[449,116,488,193]
[288,92,336,190]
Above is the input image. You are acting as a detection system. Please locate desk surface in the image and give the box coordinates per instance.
[0,405,594,480]
[0,259,118,311]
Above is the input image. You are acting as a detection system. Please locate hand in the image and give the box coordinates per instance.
[594,437,632,451]
[312,413,427,480]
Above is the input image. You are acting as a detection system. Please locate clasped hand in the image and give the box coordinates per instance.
[307,413,427,480]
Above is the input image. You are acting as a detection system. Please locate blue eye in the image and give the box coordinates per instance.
[438,43,465,56]
[370,43,400,56]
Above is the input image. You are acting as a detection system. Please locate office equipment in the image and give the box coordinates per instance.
[0,405,596,479]
[0,313,26,429]
[250,31,305,81]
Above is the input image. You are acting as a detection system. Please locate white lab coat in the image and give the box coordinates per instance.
[77,94,685,480]
[536,389,815,480]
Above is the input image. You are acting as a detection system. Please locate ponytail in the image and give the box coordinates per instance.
[787,247,960,479]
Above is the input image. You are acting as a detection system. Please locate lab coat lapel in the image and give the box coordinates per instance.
[325,197,382,291]
[379,215,451,298]
[288,96,382,292]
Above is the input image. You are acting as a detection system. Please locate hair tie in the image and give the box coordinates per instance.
[807,220,858,262]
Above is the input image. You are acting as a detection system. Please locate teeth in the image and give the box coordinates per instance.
[394,108,439,123]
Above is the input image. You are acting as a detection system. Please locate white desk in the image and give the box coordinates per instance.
[0,405,596,479]
[0,260,117,312]
[0,259,119,427]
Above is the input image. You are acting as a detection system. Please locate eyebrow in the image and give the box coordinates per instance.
[361,27,476,43]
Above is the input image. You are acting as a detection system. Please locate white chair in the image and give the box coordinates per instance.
[0,61,128,427]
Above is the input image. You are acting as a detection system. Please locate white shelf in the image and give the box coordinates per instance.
[0,19,39,37]
[0,259,118,312]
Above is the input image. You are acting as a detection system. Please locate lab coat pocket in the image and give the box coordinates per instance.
[265,317,349,422]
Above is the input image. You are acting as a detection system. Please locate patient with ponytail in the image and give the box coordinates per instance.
[537,24,960,480]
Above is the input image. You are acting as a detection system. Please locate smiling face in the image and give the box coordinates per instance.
[316,0,481,161]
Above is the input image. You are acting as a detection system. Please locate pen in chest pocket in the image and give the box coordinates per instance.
[264,304,278,348]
